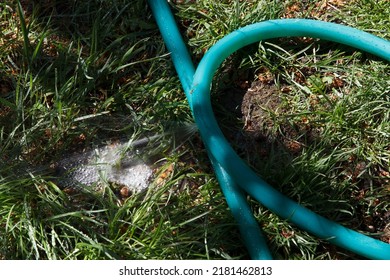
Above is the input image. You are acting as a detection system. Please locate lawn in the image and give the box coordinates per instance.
[0,0,389,259]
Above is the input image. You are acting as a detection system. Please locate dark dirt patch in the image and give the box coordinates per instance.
[216,80,320,164]
[241,81,309,155]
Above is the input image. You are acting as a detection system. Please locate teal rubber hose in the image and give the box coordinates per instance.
[148,0,390,259]
[148,0,272,259]
[191,20,390,260]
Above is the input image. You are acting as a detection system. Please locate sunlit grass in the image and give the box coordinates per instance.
[0,0,389,260]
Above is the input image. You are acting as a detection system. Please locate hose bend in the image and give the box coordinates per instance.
[149,0,390,259]
[191,19,390,260]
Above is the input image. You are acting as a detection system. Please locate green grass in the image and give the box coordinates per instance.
[1,0,389,260]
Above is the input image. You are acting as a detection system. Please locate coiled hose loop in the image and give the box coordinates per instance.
[149,0,390,259]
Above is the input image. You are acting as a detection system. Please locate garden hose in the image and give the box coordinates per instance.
[148,0,390,259]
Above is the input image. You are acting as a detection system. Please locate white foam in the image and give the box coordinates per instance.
[57,141,153,192]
